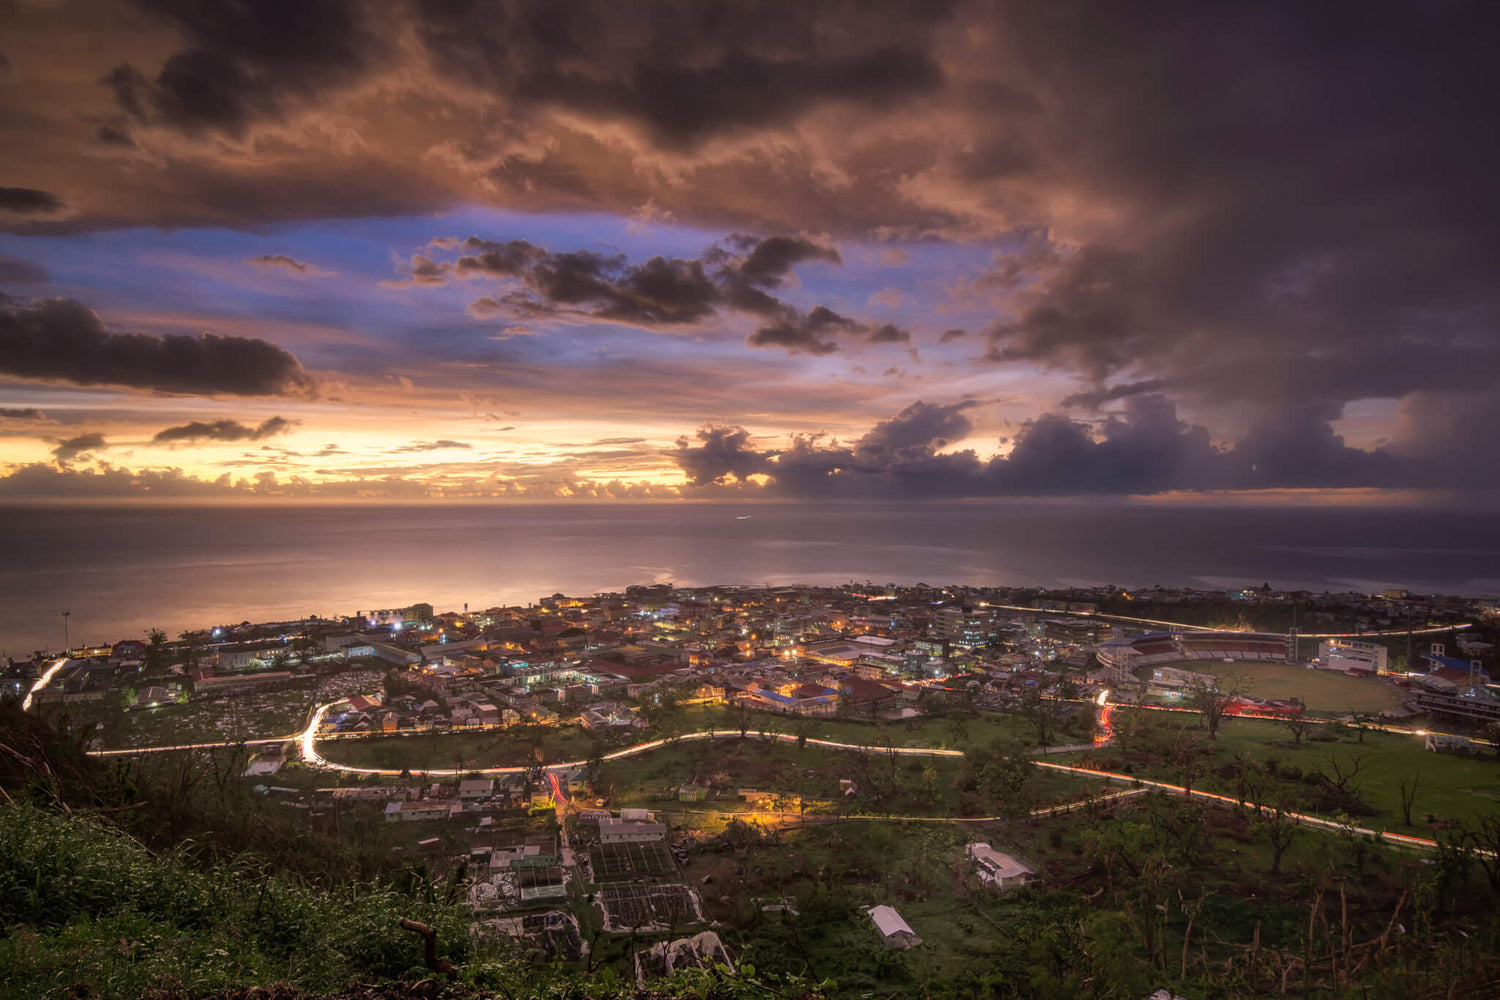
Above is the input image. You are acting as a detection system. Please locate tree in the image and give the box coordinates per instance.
[1348,712,1373,744]
[1257,797,1300,875]
[584,740,605,792]
[1335,817,1381,881]
[1455,814,1500,894]
[1316,752,1368,797]
[178,631,198,670]
[145,628,168,672]
[946,712,971,749]
[1398,772,1420,826]
[1019,687,1061,749]
[1161,724,1207,795]
[967,738,1036,819]
[921,761,941,807]
[1281,716,1315,744]
[1184,672,1242,740]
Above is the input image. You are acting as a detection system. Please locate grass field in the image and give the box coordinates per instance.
[1137,659,1405,713]
[1064,712,1500,828]
[598,737,1103,819]
[313,706,1065,774]
[315,724,600,771]
[1190,660,1406,713]
[680,704,1054,750]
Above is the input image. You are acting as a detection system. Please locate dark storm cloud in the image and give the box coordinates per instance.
[729,235,844,292]
[413,0,948,146]
[247,253,316,274]
[95,125,136,147]
[1060,379,1170,410]
[747,309,909,355]
[0,187,63,214]
[0,408,44,420]
[452,237,720,326]
[0,256,49,284]
[0,295,314,396]
[673,425,773,486]
[107,0,380,135]
[152,416,293,444]
[674,396,1410,497]
[746,306,855,356]
[51,432,108,464]
[427,232,899,352]
[854,400,978,465]
[966,2,1500,429]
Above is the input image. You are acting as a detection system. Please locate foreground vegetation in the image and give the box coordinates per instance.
[1070,710,1500,829]
[6,695,1500,998]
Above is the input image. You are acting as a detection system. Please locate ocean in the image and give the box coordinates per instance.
[2,500,1497,654]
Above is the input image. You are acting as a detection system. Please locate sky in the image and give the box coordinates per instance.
[0,0,1495,502]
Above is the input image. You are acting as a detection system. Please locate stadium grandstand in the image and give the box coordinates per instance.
[1096,631,1293,680]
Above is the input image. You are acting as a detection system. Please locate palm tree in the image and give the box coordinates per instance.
[145,629,168,672]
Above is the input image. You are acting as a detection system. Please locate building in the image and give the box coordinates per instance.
[363,603,434,627]
[458,779,495,800]
[598,817,667,843]
[209,640,289,670]
[1319,639,1388,676]
[934,606,995,648]
[1411,673,1500,723]
[190,670,294,696]
[383,801,457,822]
[868,905,921,949]
[967,843,1036,889]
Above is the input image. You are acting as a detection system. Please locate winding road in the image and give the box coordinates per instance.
[76,698,1459,855]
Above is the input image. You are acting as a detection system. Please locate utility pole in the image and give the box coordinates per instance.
[61,611,70,655]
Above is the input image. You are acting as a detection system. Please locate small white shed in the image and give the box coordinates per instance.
[868,905,921,949]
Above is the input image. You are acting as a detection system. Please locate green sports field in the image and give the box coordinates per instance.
[1183,659,1405,713]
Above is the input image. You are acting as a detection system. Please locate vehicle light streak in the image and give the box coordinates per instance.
[89,702,1486,855]
[21,658,70,713]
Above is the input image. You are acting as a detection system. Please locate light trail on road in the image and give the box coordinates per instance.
[92,698,1476,855]
[976,601,1471,640]
[21,658,70,712]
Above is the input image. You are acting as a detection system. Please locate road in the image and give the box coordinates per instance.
[285,705,1447,852]
[974,601,1472,639]
[80,698,1466,854]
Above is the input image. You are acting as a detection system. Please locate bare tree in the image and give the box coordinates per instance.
[1185,672,1243,740]
[1019,687,1061,749]
[1398,773,1420,826]
[1457,815,1500,893]
[1257,798,1300,875]
[1316,752,1368,796]
[1281,716,1315,744]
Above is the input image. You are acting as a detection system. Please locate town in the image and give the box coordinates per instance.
[8,580,1500,995]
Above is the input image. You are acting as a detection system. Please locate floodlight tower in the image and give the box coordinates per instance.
[61,611,70,655]
[1285,603,1297,663]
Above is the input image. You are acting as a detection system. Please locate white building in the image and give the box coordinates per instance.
[458,779,495,800]
[599,817,667,843]
[868,905,921,949]
[967,843,1036,889]
[1319,639,1387,675]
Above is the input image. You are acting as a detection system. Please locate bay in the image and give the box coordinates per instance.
[1,500,1496,654]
